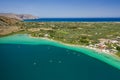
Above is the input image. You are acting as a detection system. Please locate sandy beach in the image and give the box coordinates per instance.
[0,34,120,70]
[30,34,120,68]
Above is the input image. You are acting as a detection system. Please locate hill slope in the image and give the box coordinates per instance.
[0,13,38,20]
[0,16,22,35]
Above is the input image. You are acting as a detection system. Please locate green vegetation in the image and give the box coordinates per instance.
[116,46,120,51]
[116,46,120,57]
[0,16,120,57]
[23,22,120,45]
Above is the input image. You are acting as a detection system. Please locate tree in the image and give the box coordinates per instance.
[116,46,120,51]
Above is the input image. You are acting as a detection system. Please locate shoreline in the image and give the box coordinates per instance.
[29,35,120,69]
[30,35,113,54]
[0,34,120,70]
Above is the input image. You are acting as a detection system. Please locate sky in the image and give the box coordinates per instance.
[0,0,120,17]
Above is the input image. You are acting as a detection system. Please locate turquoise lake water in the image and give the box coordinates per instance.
[0,34,120,80]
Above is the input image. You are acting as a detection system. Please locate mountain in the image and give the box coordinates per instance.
[0,13,38,20]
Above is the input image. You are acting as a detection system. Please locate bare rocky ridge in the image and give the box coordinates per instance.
[0,13,38,20]
[0,16,22,35]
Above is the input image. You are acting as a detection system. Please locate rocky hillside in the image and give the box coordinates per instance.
[0,16,20,25]
[0,13,38,20]
[0,16,22,35]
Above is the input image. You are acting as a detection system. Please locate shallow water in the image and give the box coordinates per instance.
[0,34,120,80]
[0,44,120,80]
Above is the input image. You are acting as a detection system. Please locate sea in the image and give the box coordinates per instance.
[0,44,120,80]
[24,18,120,22]
[0,34,120,80]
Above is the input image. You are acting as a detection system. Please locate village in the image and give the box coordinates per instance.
[88,37,120,55]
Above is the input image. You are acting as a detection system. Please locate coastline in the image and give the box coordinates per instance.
[30,35,120,59]
[0,34,120,70]
[40,38,120,70]
[30,35,113,54]
[21,34,120,70]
